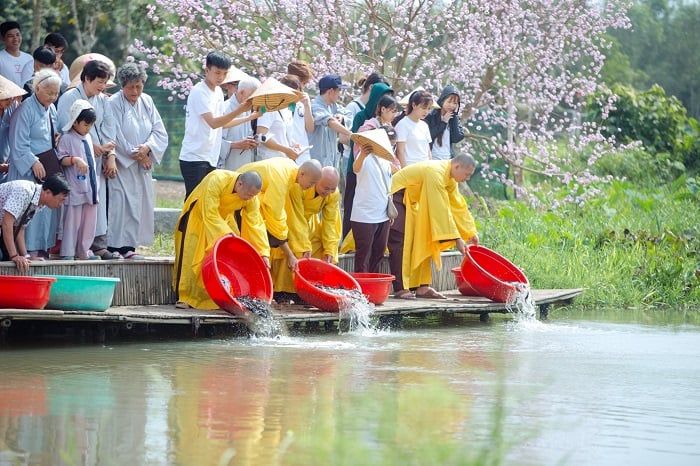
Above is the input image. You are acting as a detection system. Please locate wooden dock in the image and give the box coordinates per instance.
[0,289,582,336]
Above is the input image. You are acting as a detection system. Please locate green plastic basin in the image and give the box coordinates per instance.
[38,275,120,312]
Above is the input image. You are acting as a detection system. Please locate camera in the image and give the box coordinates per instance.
[254,134,268,143]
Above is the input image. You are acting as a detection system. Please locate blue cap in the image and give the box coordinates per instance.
[318,74,349,93]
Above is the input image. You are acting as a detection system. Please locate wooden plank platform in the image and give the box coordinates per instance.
[0,289,583,327]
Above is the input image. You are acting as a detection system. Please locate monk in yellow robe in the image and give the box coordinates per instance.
[239,158,322,276]
[388,155,479,299]
[173,170,268,309]
[272,167,342,295]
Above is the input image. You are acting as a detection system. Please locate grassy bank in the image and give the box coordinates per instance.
[478,177,700,309]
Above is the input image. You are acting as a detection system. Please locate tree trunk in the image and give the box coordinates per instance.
[31,0,43,49]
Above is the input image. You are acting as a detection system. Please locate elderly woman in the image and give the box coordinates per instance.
[57,58,118,259]
[1,74,27,180]
[7,68,62,257]
[106,62,168,259]
[218,74,261,170]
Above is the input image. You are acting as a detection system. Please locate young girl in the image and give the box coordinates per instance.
[356,94,401,169]
[255,74,301,161]
[351,125,397,273]
[393,90,434,167]
[424,85,465,160]
[57,99,98,260]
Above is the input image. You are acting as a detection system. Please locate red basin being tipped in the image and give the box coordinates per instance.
[294,258,361,312]
[201,234,273,316]
[460,245,529,303]
[450,267,480,296]
[0,275,56,309]
[351,273,395,305]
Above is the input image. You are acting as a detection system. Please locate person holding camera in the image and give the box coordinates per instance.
[424,85,465,160]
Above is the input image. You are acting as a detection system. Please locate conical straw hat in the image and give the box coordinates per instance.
[351,128,395,162]
[398,87,440,109]
[247,76,302,112]
[0,74,27,100]
[68,53,116,88]
[222,66,250,85]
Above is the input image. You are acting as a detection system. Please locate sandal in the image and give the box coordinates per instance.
[175,301,192,309]
[415,287,447,300]
[394,290,416,300]
[94,249,122,260]
[123,251,146,260]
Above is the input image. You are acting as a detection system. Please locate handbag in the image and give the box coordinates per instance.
[34,115,61,181]
[370,154,399,220]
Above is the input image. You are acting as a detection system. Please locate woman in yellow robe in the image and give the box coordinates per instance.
[389,155,478,298]
[271,167,341,293]
[173,170,268,309]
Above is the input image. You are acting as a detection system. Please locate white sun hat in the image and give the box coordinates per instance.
[62,99,95,132]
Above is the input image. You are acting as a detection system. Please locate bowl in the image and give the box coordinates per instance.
[201,234,273,316]
[351,273,395,305]
[39,275,120,311]
[460,245,529,303]
[294,258,361,312]
[0,275,56,309]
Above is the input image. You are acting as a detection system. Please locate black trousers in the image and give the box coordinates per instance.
[351,220,390,273]
[180,160,215,200]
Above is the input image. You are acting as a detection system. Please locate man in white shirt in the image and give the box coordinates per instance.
[0,22,33,86]
[179,52,258,198]
[309,75,353,169]
[20,32,70,86]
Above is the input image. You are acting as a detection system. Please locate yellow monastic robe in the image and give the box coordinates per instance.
[173,170,269,309]
[390,160,477,290]
[239,158,299,242]
[271,186,342,293]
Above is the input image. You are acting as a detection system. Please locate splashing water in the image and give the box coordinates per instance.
[505,282,537,322]
[236,296,284,337]
[317,286,376,334]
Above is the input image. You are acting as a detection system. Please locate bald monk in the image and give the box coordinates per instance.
[272,166,342,298]
[239,158,322,274]
[388,154,479,300]
[173,170,268,309]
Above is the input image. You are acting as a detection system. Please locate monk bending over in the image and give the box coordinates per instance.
[239,158,322,276]
[272,166,341,301]
[388,154,479,300]
[173,170,267,309]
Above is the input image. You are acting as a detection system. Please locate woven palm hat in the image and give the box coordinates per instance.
[0,74,27,100]
[247,76,302,112]
[222,66,250,85]
[351,128,395,162]
[398,87,440,109]
[69,53,117,88]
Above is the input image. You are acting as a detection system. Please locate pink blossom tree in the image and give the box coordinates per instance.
[133,0,632,206]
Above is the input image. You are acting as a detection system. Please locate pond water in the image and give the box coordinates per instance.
[1,310,699,465]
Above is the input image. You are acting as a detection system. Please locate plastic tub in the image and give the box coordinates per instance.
[294,258,361,312]
[451,267,480,296]
[39,275,120,311]
[0,275,56,309]
[351,273,395,305]
[201,234,273,316]
[460,245,529,303]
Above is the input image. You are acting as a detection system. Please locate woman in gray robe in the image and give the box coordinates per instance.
[107,63,168,258]
[7,69,62,256]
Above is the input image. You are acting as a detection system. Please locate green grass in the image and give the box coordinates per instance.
[155,197,184,209]
[478,176,700,309]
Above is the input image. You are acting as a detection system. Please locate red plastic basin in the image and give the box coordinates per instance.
[0,275,56,309]
[294,258,361,312]
[351,273,395,305]
[460,245,529,303]
[201,234,273,316]
[450,267,480,296]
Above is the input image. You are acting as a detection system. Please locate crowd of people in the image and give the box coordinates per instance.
[0,19,479,309]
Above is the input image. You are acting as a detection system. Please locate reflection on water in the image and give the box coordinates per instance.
[1,311,700,465]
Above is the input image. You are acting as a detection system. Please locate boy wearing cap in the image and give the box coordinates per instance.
[309,74,353,169]
[0,21,32,87]
[57,99,99,260]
